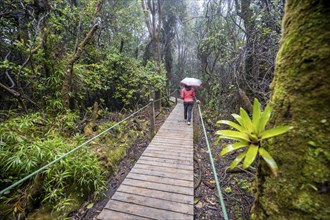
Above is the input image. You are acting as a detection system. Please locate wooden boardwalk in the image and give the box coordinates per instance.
[98,103,194,220]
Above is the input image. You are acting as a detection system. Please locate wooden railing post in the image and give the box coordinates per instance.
[175,90,178,104]
[176,88,180,104]
[149,98,155,139]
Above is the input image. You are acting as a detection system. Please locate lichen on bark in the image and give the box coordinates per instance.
[255,1,330,219]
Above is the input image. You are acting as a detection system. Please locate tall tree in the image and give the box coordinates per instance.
[61,1,102,109]
[161,0,185,93]
[255,1,330,219]
[236,0,257,97]
[141,0,163,110]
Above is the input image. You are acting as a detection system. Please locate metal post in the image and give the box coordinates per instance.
[149,99,155,139]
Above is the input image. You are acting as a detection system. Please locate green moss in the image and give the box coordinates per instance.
[292,191,330,220]
[303,146,329,183]
[255,1,330,219]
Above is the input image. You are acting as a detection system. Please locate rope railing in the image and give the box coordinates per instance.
[196,99,229,220]
[0,102,154,196]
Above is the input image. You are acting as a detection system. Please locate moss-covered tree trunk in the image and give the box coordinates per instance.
[255,1,330,219]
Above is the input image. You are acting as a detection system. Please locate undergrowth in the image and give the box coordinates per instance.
[0,110,147,219]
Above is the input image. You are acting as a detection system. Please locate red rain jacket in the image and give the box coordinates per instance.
[181,87,195,102]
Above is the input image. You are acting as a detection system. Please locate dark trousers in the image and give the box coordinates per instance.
[184,102,193,122]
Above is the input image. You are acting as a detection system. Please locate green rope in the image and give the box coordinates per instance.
[196,101,229,220]
[0,103,151,196]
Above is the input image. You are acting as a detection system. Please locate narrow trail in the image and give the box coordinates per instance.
[98,104,194,219]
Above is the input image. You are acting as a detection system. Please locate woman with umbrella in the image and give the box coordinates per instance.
[180,77,201,125]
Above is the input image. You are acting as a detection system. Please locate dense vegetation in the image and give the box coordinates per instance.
[1,0,329,219]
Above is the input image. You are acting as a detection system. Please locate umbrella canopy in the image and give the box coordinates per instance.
[180,77,202,87]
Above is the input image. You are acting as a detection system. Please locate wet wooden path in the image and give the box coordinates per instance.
[98,103,194,220]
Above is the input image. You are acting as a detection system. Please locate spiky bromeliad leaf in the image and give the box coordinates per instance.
[215,130,250,142]
[217,120,245,132]
[259,147,278,177]
[230,151,246,169]
[252,99,261,130]
[260,126,290,140]
[243,144,259,169]
[240,108,254,133]
[231,113,243,126]
[220,141,249,156]
[258,104,272,134]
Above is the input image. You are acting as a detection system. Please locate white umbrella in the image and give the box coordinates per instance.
[180,77,202,87]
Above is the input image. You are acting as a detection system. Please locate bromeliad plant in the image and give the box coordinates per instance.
[216,99,290,176]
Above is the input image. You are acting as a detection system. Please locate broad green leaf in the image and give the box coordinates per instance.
[252,99,261,131]
[259,147,278,177]
[260,126,289,139]
[243,144,258,169]
[87,203,94,209]
[230,152,246,169]
[231,114,243,126]
[216,120,245,131]
[215,130,250,142]
[194,197,199,204]
[307,141,317,147]
[240,108,254,132]
[258,104,272,133]
[220,141,249,156]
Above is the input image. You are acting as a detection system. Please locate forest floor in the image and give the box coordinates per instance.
[72,103,254,220]
[193,110,254,220]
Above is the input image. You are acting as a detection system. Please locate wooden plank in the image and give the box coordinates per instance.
[144,148,192,157]
[149,143,192,148]
[151,139,191,143]
[104,200,193,220]
[146,144,192,151]
[156,131,193,136]
[156,134,192,137]
[151,140,192,145]
[160,126,192,130]
[152,135,192,140]
[122,178,193,195]
[135,162,191,172]
[143,149,193,159]
[138,156,193,166]
[130,167,192,183]
[147,145,192,153]
[126,172,193,187]
[147,145,192,150]
[133,163,192,175]
[151,138,192,144]
[145,146,193,154]
[116,184,193,205]
[160,125,191,128]
[145,145,193,152]
[148,143,192,149]
[98,209,150,220]
[142,152,192,161]
[137,158,192,170]
[111,192,193,215]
